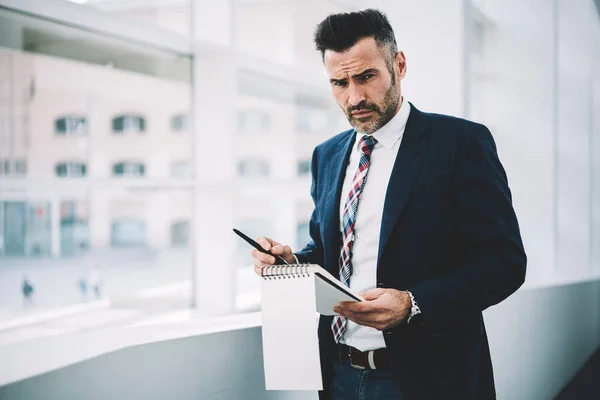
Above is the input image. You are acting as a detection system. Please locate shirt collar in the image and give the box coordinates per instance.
[356,98,411,150]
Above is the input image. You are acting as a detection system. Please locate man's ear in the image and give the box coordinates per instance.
[396,51,407,80]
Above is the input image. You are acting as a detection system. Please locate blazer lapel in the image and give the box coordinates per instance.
[322,131,356,274]
[377,105,430,265]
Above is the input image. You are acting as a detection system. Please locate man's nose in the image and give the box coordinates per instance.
[347,82,366,107]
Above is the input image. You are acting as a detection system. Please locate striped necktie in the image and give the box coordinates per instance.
[332,134,377,343]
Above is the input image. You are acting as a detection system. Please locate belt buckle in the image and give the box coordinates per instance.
[348,347,365,370]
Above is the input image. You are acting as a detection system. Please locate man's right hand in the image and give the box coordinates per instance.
[252,236,295,276]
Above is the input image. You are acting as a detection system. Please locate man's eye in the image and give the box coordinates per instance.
[361,74,374,81]
[334,81,347,87]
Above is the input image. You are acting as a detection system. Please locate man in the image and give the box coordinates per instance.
[252,9,526,400]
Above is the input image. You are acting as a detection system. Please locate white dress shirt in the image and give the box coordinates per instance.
[339,99,411,351]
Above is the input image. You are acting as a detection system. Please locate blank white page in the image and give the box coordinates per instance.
[261,275,322,391]
[314,275,362,316]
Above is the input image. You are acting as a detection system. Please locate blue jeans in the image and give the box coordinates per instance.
[330,360,404,400]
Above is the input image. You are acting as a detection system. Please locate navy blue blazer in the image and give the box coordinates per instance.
[295,103,526,399]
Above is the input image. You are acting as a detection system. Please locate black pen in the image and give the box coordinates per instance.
[232,228,289,265]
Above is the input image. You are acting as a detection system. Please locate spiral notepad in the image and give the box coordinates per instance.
[260,264,363,314]
[260,264,363,391]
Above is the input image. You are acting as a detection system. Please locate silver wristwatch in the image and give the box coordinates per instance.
[405,290,422,324]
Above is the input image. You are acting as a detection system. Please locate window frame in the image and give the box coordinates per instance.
[112,114,146,134]
[55,161,87,178]
[112,161,146,177]
[55,115,88,136]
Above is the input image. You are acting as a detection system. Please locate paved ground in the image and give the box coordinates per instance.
[0,249,259,322]
[0,249,262,348]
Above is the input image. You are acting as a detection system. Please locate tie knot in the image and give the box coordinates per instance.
[359,135,377,155]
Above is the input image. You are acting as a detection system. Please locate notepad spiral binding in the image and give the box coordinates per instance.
[261,264,312,280]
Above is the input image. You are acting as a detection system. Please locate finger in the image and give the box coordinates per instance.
[253,258,272,268]
[256,236,273,251]
[253,258,274,276]
[254,263,274,276]
[339,300,377,314]
[343,311,391,328]
[270,245,291,256]
[251,249,276,265]
[342,313,382,329]
[360,288,387,301]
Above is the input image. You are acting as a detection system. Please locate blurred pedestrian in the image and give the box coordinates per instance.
[89,267,102,299]
[22,276,34,306]
[78,278,88,299]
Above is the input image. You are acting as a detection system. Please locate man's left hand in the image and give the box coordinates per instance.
[333,288,412,331]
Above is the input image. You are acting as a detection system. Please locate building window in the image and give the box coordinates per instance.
[112,114,146,134]
[296,107,333,133]
[171,221,189,247]
[238,159,269,178]
[171,114,188,132]
[60,200,89,256]
[56,162,87,177]
[55,116,87,136]
[112,162,145,177]
[15,159,27,176]
[470,19,487,57]
[0,159,27,176]
[111,219,146,247]
[297,160,311,176]
[170,161,191,178]
[238,110,270,134]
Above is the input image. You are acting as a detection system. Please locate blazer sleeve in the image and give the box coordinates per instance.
[295,146,325,266]
[408,124,527,330]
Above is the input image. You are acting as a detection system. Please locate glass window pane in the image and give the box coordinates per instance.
[60,199,89,256]
[238,159,270,177]
[297,160,311,176]
[171,221,189,247]
[171,161,191,178]
[296,221,310,252]
[55,118,67,134]
[56,116,87,136]
[0,7,192,321]
[64,0,192,36]
[56,162,87,177]
[113,115,145,133]
[296,106,335,133]
[16,159,27,176]
[111,219,147,247]
[228,0,353,313]
[238,110,270,134]
[171,114,188,132]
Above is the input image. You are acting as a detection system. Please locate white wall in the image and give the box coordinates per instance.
[0,323,316,400]
[486,280,600,399]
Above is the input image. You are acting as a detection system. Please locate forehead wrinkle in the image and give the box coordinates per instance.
[330,61,377,80]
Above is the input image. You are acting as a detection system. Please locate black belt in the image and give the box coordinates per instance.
[338,344,391,370]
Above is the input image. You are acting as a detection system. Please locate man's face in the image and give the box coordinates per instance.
[324,37,406,135]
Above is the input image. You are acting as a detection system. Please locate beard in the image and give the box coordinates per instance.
[344,82,400,135]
